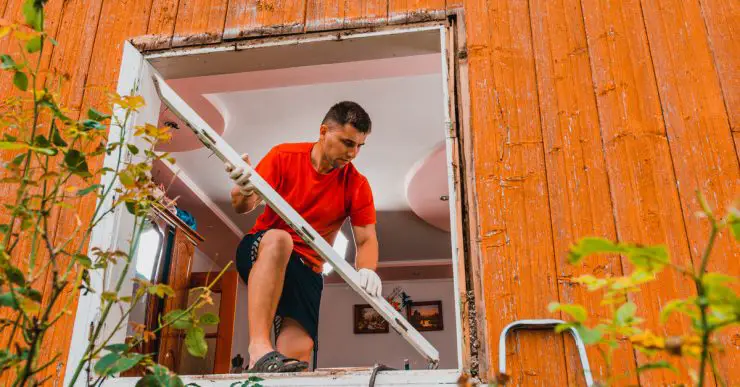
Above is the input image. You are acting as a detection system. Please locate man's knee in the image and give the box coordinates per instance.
[259,229,293,263]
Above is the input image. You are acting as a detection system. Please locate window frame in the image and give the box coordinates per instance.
[65,12,484,386]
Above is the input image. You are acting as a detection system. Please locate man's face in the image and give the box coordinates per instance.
[319,121,368,168]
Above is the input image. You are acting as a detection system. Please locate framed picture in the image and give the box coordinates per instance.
[406,301,444,331]
[353,304,389,334]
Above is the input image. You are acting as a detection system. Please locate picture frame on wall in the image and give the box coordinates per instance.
[353,304,389,334]
[406,300,443,331]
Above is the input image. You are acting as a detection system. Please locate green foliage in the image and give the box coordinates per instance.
[0,2,231,386]
[550,194,740,386]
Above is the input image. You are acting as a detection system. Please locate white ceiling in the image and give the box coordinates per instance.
[165,65,447,231]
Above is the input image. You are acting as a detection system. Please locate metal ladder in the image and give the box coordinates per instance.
[498,319,594,386]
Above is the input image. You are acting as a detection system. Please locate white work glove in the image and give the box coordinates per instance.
[224,153,255,196]
[358,268,382,297]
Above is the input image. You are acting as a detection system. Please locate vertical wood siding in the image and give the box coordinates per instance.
[0,0,736,384]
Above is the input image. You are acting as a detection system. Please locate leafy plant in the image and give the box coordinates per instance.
[549,192,739,386]
[0,1,255,386]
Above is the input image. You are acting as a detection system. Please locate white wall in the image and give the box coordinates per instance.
[317,279,458,370]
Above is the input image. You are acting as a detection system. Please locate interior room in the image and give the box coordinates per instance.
[126,28,460,375]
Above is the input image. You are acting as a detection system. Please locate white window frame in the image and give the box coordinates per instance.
[65,21,474,387]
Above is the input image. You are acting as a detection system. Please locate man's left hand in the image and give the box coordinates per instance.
[358,268,382,297]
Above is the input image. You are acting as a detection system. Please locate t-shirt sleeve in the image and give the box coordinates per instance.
[255,146,281,189]
[349,176,376,226]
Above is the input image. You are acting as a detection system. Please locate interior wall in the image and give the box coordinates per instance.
[0,0,736,385]
[317,279,457,370]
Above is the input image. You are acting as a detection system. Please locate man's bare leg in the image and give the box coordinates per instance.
[276,318,314,369]
[247,229,293,368]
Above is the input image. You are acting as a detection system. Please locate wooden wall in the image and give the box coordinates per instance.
[0,0,736,385]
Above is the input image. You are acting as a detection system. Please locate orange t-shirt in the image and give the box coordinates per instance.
[249,142,376,272]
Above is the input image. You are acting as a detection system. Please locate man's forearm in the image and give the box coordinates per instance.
[231,187,261,214]
[355,238,379,271]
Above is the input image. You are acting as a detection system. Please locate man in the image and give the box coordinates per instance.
[225,101,383,373]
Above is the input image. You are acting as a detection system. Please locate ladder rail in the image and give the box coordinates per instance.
[150,74,440,367]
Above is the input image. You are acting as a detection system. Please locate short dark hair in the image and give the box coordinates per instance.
[322,101,372,133]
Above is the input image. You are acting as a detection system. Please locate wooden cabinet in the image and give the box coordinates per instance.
[122,206,204,376]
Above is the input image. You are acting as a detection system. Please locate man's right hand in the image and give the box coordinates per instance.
[225,153,256,196]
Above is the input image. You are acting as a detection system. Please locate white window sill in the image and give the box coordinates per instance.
[104,368,462,386]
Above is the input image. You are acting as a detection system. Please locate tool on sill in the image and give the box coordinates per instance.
[498,319,594,386]
[151,73,440,369]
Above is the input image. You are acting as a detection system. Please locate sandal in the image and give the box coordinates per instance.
[247,351,309,373]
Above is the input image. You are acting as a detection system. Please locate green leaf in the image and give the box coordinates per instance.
[10,153,26,166]
[554,322,577,334]
[26,36,41,53]
[0,55,16,70]
[125,201,137,215]
[626,245,670,273]
[16,288,42,303]
[199,312,219,326]
[729,212,740,241]
[575,325,603,345]
[64,149,90,176]
[51,125,67,146]
[163,309,193,330]
[185,327,207,358]
[615,302,637,326]
[574,274,609,291]
[33,135,51,148]
[568,237,624,264]
[0,293,19,309]
[101,291,118,302]
[77,184,102,197]
[28,146,56,156]
[548,302,587,323]
[93,352,120,375]
[13,71,28,91]
[18,295,40,315]
[636,360,677,374]
[0,224,9,234]
[87,108,111,121]
[103,343,129,353]
[703,273,737,287]
[73,254,92,268]
[135,364,185,387]
[0,142,28,151]
[119,171,135,187]
[148,284,175,298]
[81,119,105,131]
[22,0,43,31]
[108,353,145,374]
[127,144,140,155]
[5,265,25,285]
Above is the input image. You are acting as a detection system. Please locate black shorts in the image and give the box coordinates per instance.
[235,230,324,346]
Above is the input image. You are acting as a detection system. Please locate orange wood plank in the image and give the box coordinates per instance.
[528,0,637,383]
[305,0,346,32]
[138,0,181,50]
[699,0,739,134]
[445,0,463,11]
[47,0,105,116]
[171,0,228,47]
[0,1,68,383]
[223,0,306,40]
[461,0,570,383]
[580,0,701,384]
[343,0,387,28]
[388,0,445,24]
[38,0,153,381]
[640,0,739,381]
